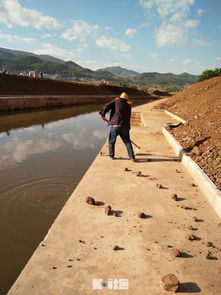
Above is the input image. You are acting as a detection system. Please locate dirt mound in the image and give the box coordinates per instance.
[157,76,221,190]
[151,89,172,97]
[0,74,148,98]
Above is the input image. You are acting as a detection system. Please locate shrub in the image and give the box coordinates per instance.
[198,68,221,81]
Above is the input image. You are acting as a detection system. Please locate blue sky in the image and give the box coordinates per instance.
[0,0,220,74]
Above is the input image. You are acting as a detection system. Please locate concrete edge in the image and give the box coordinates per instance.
[162,127,221,218]
[141,112,146,127]
[164,110,187,124]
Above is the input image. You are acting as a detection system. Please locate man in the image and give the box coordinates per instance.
[99,92,135,161]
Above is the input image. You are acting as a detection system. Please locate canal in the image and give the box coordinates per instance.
[0,104,109,294]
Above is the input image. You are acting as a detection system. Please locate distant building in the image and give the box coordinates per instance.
[29,71,37,78]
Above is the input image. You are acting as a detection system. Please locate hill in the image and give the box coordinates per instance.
[98,66,139,77]
[0,46,198,88]
[157,76,221,190]
[134,72,198,87]
[98,66,198,87]
[0,47,63,64]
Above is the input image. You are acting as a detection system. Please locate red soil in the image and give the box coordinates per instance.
[0,74,148,98]
[157,76,221,190]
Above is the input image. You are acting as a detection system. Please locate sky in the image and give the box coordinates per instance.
[0,0,221,75]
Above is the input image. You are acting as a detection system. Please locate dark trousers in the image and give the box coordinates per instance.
[108,126,135,159]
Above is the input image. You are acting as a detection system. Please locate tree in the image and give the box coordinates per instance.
[198,68,221,81]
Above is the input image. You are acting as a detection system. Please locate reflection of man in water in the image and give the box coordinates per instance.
[6,131,10,136]
[99,92,135,161]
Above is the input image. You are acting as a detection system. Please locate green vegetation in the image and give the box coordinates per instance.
[165,86,182,92]
[0,46,198,88]
[198,68,221,82]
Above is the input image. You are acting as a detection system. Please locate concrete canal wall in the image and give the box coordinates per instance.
[0,74,150,112]
[8,100,221,295]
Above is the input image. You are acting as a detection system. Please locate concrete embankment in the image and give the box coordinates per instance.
[0,95,115,111]
[8,100,221,295]
[0,74,150,111]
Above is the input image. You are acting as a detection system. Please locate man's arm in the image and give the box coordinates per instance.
[99,99,115,117]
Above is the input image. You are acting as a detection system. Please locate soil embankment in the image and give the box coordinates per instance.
[157,76,221,190]
[0,74,151,112]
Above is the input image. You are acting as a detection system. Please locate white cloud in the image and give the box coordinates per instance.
[61,20,98,42]
[0,33,35,43]
[105,26,112,30]
[0,137,60,170]
[184,19,198,28]
[182,58,192,65]
[139,0,198,47]
[197,9,204,16]
[0,0,60,29]
[215,57,221,61]
[93,130,108,140]
[148,52,158,58]
[33,43,77,61]
[96,36,131,52]
[42,33,57,39]
[193,39,212,47]
[139,0,196,19]
[124,28,137,38]
[169,58,176,63]
[61,20,99,52]
[156,23,186,47]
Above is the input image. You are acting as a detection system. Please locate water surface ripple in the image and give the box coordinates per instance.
[0,104,108,294]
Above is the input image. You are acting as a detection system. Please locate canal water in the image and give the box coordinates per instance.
[0,104,109,294]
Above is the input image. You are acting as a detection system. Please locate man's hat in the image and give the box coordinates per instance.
[120,92,129,100]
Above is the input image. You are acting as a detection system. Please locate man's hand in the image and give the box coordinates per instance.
[101,116,106,121]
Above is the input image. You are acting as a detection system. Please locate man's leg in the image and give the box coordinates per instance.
[108,127,119,158]
[119,127,135,159]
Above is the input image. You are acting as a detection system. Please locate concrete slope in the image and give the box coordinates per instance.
[8,100,221,295]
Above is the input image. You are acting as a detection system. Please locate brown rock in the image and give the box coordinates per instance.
[79,239,85,244]
[171,193,178,201]
[161,273,180,292]
[191,183,198,187]
[187,234,196,241]
[86,196,96,205]
[193,216,198,222]
[124,167,129,171]
[206,252,212,259]
[171,249,181,257]
[156,183,163,189]
[105,205,112,215]
[138,212,146,219]
[207,241,213,247]
[113,245,120,251]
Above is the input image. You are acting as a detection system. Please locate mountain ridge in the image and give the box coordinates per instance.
[0,47,198,88]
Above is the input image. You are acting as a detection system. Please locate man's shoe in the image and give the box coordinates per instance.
[106,155,114,159]
[130,158,136,162]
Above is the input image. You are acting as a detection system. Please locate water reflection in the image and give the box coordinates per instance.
[0,112,107,170]
[0,104,108,294]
